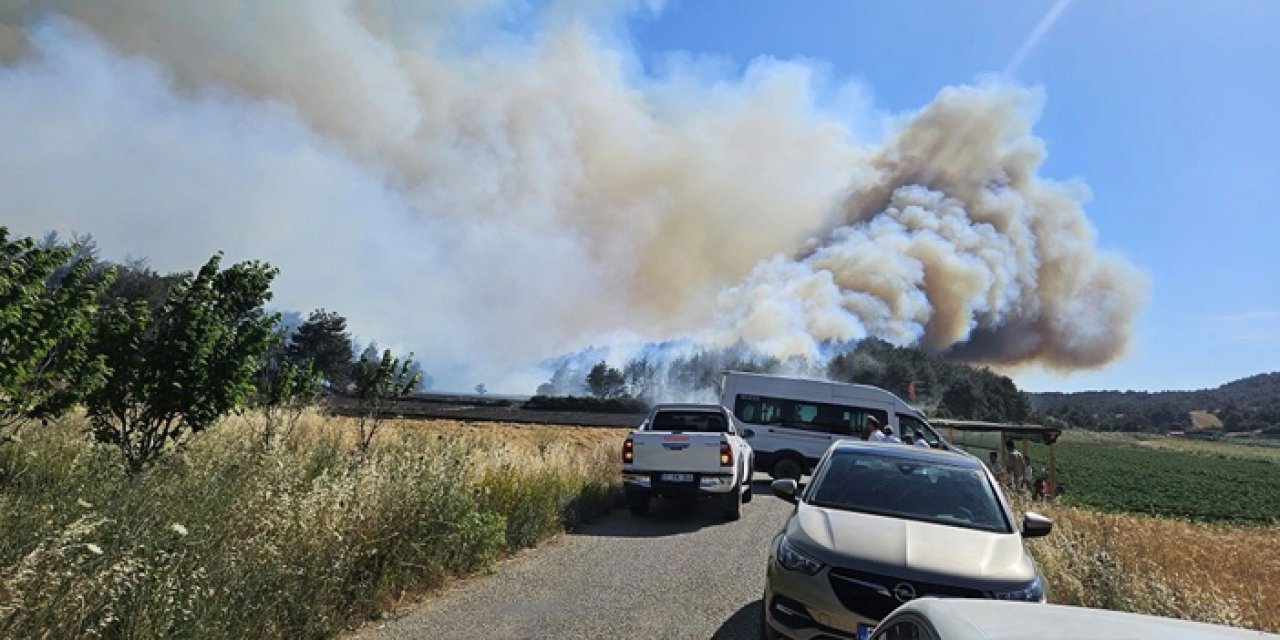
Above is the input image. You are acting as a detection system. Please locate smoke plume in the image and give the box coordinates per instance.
[0,1,1146,390]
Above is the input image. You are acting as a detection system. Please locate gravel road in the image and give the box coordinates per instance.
[356,477,792,640]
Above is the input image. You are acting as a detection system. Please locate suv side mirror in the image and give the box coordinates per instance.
[1021,512,1053,538]
[742,428,756,438]
[771,478,799,503]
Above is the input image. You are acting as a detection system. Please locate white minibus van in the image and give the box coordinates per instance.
[719,371,953,479]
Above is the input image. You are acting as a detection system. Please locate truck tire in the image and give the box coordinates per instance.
[770,456,803,481]
[627,489,650,517]
[741,474,754,504]
[720,488,742,521]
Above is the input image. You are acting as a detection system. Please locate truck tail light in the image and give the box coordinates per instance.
[720,441,733,467]
[623,438,634,464]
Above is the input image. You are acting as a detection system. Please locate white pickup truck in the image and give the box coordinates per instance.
[621,403,755,521]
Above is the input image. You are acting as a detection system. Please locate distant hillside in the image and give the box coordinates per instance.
[1031,372,1280,434]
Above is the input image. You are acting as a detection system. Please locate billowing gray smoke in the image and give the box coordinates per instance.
[0,1,1146,390]
[706,86,1148,371]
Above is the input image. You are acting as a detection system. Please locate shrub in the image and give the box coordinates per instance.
[85,253,278,471]
[0,228,113,443]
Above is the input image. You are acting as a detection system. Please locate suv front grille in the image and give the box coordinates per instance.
[827,568,986,621]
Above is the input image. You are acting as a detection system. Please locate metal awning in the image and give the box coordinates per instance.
[928,418,1062,445]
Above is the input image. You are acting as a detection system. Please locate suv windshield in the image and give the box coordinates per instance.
[807,451,1010,533]
[650,411,729,433]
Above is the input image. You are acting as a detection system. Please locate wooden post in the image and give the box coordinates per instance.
[1023,436,1031,481]
[1049,443,1057,488]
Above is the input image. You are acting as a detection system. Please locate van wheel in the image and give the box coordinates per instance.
[770,457,803,481]
[720,489,742,521]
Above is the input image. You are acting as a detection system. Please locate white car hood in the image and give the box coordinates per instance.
[790,501,1037,587]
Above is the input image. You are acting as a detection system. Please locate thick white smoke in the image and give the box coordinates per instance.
[0,1,1145,390]
[707,85,1148,371]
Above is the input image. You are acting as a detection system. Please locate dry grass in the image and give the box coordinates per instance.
[0,411,623,639]
[1016,495,1280,632]
[1188,410,1223,430]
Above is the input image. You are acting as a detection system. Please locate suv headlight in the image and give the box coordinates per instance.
[776,536,825,575]
[993,576,1045,602]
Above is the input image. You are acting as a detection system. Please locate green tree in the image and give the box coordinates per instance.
[254,328,323,448]
[586,361,626,399]
[86,253,279,471]
[102,257,185,314]
[351,346,421,453]
[940,376,987,420]
[0,228,114,442]
[287,309,354,390]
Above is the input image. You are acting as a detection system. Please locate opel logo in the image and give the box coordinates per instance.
[892,582,917,603]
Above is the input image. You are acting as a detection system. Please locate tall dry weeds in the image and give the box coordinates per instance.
[0,412,621,639]
[1015,495,1280,632]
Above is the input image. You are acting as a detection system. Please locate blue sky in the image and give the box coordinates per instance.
[627,1,1280,392]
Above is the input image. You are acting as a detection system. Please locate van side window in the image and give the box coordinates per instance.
[737,394,887,436]
[734,395,786,425]
[790,402,845,434]
[841,407,890,436]
[898,414,941,446]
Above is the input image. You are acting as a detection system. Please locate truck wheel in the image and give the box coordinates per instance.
[627,490,650,517]
[721,489,742,521]
[770,457,803,481]
[741,476,754,504]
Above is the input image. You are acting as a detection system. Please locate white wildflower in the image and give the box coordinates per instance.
[85,543,103,555]
[77,498,94,509]
[170,523,189,536]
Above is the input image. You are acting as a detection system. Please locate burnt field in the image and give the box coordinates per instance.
[324,392,646,429]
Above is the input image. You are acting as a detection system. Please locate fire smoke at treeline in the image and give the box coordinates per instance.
[0,2,1146,391]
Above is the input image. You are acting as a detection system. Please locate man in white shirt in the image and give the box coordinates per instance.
[862,416,889,441]
[913,430,932,448]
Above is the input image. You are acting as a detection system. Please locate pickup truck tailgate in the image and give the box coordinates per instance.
[629,432,727,474]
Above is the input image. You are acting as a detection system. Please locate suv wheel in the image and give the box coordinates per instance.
[770,457,803,481]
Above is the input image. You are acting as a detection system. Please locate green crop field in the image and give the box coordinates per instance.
[1019,437,1280,524]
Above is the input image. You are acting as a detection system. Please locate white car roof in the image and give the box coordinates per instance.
[898,599,1278,640]
[896,599,1274,640]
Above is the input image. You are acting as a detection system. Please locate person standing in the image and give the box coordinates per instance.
[986,451,1005,481]
[913,430,932,448]
[862,416,888,442]
[1005,438,1028,490]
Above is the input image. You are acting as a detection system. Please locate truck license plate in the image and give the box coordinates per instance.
[660,473,693,483]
